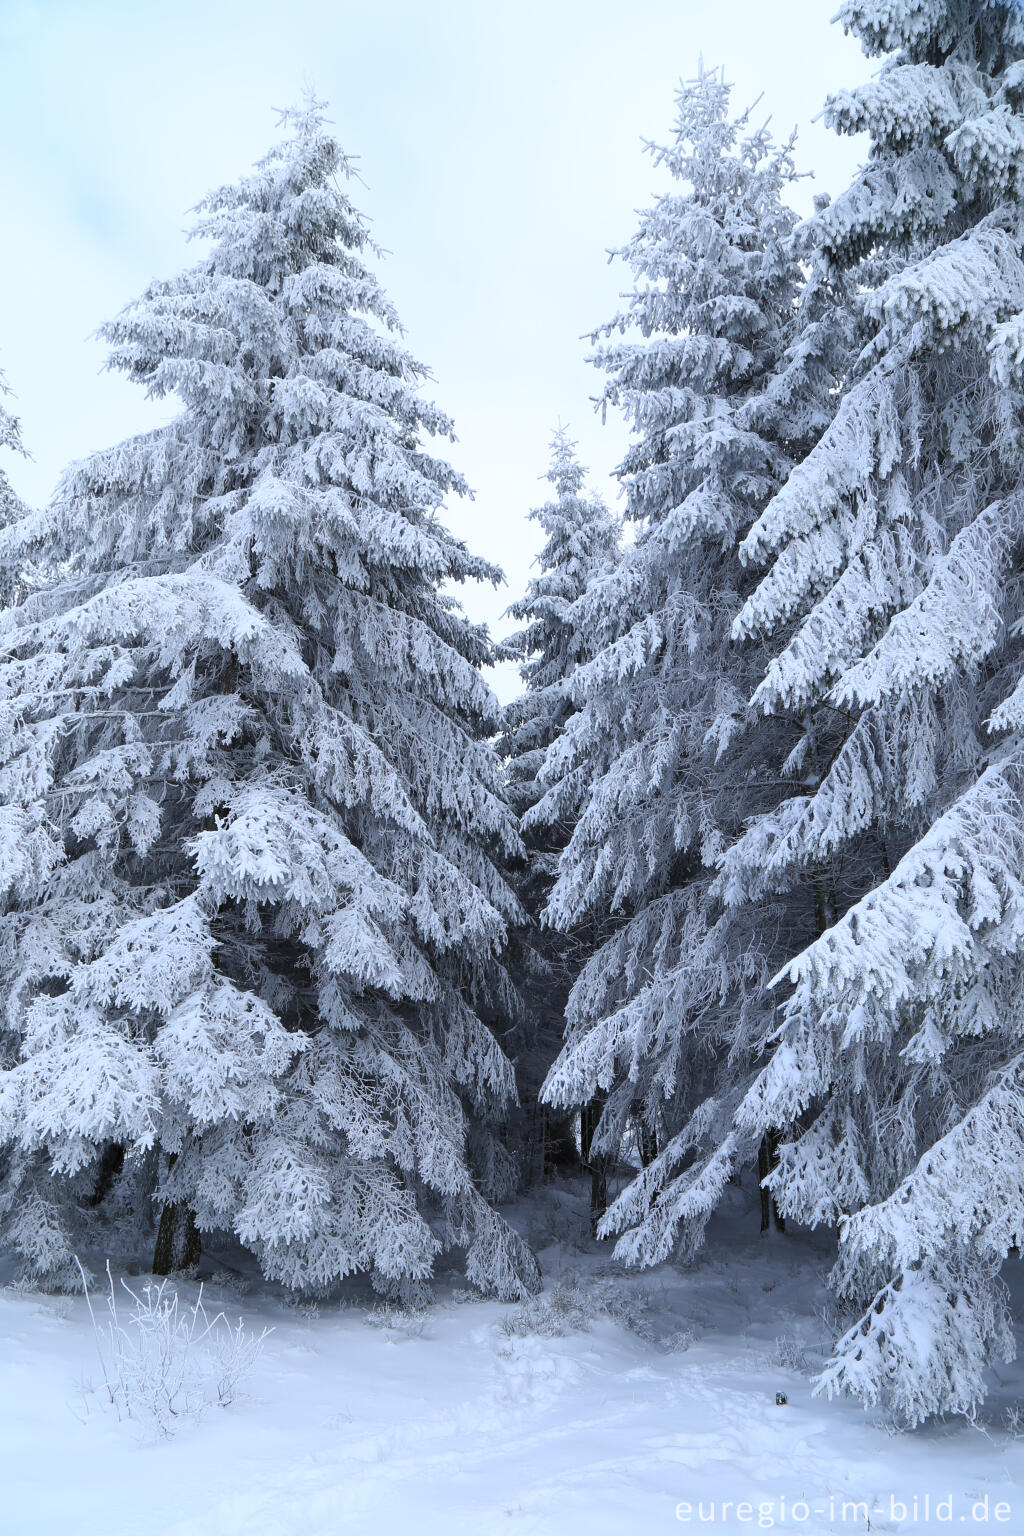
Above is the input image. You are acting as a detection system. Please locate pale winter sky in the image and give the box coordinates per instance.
[0,0,868,700]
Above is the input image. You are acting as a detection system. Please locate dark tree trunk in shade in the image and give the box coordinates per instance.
[580,1094,610,1237]
[153,1201,201,1275]
[85,1143,125,1208]
[758,1130,786,1234]
[638,1120,659,1168]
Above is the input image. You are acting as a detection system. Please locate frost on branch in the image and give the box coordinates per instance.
[499,430,620,1180]
[536,65,842,1244]
[695,0,1024,1425]
[0,102,537,1300]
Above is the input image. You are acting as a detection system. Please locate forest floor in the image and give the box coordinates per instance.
[2,1177,1023,1536]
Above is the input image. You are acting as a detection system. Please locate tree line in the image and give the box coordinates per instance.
[2,0,1024,1427]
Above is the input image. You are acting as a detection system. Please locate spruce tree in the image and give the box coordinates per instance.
[501,429,619,1191]
[0,103,538,1300]
[0,367,30,607]
[712,0,1024,1423]
[537,70,837,1247]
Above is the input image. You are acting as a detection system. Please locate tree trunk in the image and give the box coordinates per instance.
[589,1162,608,1235]
[85,1143,124,1208]
[758,1130,786,1234]
[153,1200,201,1275]
[580,1094,609,1237]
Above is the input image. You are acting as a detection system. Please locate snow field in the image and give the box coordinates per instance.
[3,1186,1022,1536]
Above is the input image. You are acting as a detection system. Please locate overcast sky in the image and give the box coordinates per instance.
[0,0,869,699]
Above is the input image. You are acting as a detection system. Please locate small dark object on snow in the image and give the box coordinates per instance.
[776,1392,788,1406]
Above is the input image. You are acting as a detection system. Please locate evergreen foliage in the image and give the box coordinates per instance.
[717,0,1024,1424]
[0,104,538,1300]
[0,367,30,607]
[536,67,839,1244]
[500,430,619,1180]
[2,2,1023,1433]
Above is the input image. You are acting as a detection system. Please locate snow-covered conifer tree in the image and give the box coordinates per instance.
[538,70,838,1240]
[0,368,30,607]
[691,0,1024,1424]
[0,103,538,1300]
[504,430,620,840]
[500,430,619,1184]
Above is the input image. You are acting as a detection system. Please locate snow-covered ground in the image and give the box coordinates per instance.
[3,1179,1022,1536]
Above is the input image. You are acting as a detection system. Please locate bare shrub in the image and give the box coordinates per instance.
[77,1258,270,1436]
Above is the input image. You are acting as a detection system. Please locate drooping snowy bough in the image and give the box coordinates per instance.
[537,69,842,1246]
[539,18,1024,1422]
[723,0,1024,1424]
[0,104,538,1300]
